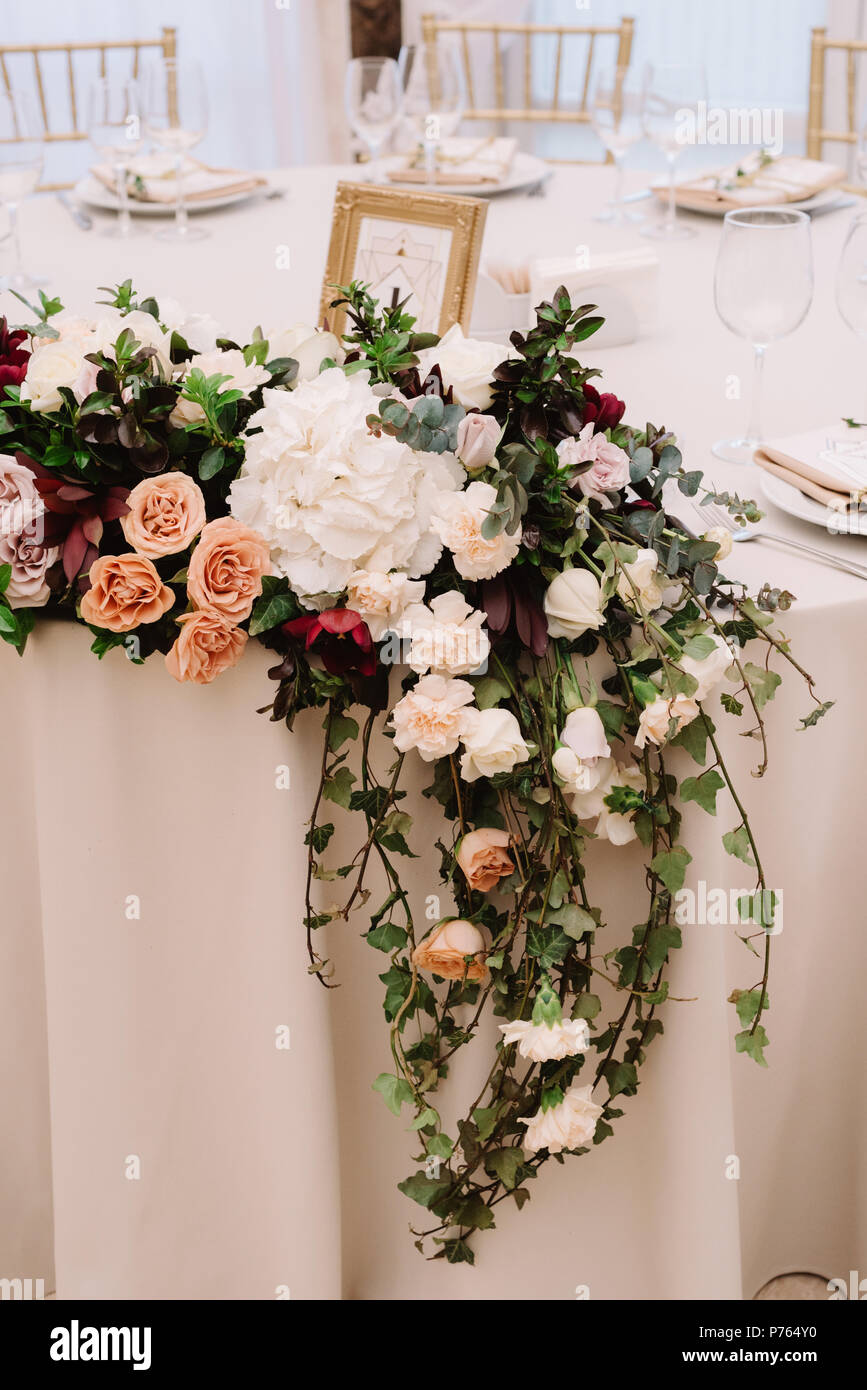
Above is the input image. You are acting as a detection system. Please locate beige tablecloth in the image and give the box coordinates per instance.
[2,165,865,1300]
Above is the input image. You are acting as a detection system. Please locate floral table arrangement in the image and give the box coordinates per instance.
[0,280,830,1263]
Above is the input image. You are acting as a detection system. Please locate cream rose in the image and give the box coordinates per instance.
[459,707,530,782]
[266,323,344,382]
[412,918,488,981]
[345,569,425,641]
[171,349,270,427]
[79,553,175,633]
[121,472,206,559]
[400,590,490,677]
[617,547,663,612]
[390,674,476,760]
[165,610,248,684]
[20,338,86,413]
[415,325,503,411]
[499,1017,590,1063]
[557,423,630,507]
[455,413,500,472]
[679,632,736,701]
[543,568,604,641]
[456,828,514,892]
[431,480,521,581]
[634,693,700,751]
[187,517,271,622]
[521,1082,603,1155]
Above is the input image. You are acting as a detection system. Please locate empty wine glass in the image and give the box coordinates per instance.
[86,77,142,238]
[836,211,867,420]
[0,89,45,291]
[398,39,466,185]
[590,65,646,224]
[642,62,706,241]
[713,208,813,464]
[345,57,402,183]
[142,58,208,242]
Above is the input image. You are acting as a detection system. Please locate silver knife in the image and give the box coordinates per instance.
[56,193,93,230]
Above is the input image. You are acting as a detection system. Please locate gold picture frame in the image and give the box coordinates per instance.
[319,181,488,338]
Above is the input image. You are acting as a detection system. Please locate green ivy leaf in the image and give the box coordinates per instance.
[328,713,359,751]
[373,1072,415,1116]
[722,825,755,867]
[735,1024,769,1067]
[680,770,725,815]
[743,662,781,710]
[484,1147,524,1190]
[397,1171,451,1208]
[366,920,407,952]
[322,765,356,809]
[650,847,692,894]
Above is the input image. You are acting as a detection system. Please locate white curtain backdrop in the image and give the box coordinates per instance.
[0,0,350,184]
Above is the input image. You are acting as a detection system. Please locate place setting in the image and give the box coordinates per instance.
[1,0,867,1344]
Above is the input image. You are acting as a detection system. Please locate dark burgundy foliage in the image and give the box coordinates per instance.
[482,572,548,657]
[18,452,129,584]
[283,607,376,677]
[0,317,30,387]
[392,361,455,403]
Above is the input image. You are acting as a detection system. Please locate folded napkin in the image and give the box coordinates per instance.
[754,427,867,511]
[92,153,267,204]
[388,136,518,185]
[659,154,844,212]
[529,249,658,342]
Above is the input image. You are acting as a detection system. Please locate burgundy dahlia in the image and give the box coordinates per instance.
[283,607,376,677]
[582,383,625,434]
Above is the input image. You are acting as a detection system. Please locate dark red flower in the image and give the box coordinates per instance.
[16,453,130,584]
[582,383,625,434]
[283,607,376,677]
[0,317,30,388]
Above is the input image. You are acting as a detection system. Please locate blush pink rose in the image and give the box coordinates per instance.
[455,413,500,472]
[456,828,514,892]
[79,553,175,632]
[187,517,271,622]
[0,531,58,607]
[557,423,630,506]
[121,472,207,558]
[411,919,488,981]
[165,609,248,684]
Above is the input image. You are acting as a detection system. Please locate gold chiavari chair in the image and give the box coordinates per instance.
[419,12,635,162]
[806,24,867,163]
[0,26,177,190]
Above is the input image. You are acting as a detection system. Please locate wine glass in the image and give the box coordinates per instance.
[836,211,867,422]
[398,39,466,185]
[345,57,402,183]
[641,62,706,241]
[86,77,142,239]
[590,65,646,224]
[713,208,813,464]
[142,58,208,242]
[0,89,45,291]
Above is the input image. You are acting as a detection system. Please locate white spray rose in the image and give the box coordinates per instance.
[459,707,530,782]
[543,568,604,640]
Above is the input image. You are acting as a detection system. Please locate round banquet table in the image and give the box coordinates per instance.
[2,165,866,1301]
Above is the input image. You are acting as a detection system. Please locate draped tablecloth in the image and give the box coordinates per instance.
[2,165,865,1300]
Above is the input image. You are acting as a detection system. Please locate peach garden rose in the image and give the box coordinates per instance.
[456,827,515,892]
[187,517,271,622]
[79,553,174,633]
[165,610,248,685]
[121,472,207,559]
[411,919,488,981]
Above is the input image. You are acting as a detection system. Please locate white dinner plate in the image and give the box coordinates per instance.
[652,184,853,218]
[382,150,550,198]
[758,470,867,538]
[73,175,269,217]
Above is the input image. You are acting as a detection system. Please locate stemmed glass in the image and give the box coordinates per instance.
[86,77,142,239]
[0,89,45,291]
[142,58,208,242]
[590,65,646,224]
[398,39,466,185]
[345,57,403,183]
[642,62,706,241]
[713,208,813,464]
[836,211,867,421]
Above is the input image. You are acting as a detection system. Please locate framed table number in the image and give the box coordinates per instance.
[319,181,487,337]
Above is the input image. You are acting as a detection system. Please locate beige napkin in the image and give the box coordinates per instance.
[754,428,867,511]
[658,154,844,212]
[92,153,267,204]
[388,136,518,186]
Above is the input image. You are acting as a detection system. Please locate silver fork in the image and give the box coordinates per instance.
[696,500,867,581]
